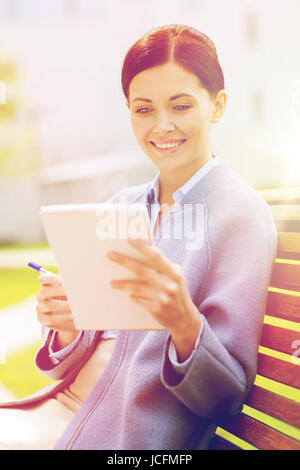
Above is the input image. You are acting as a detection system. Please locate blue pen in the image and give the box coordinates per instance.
[28,262,54,275]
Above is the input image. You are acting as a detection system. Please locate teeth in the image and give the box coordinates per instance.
[154,140,184,149]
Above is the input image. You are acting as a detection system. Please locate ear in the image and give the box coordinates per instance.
[211,89,227,124]
[126,100,130,109]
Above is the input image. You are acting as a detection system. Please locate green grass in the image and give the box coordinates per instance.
[0,263,58,398]
[0,266,58,310]
[0,242,49,250]
[0,342,56,399]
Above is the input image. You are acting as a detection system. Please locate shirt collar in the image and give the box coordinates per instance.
[147,153,221,205]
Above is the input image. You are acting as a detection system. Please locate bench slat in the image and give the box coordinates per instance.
[270,262,300,291]
[257,353,300,388]
[277,252,300,261]
[218,413,300,450]
[245,385,300,428]
[274,220,300,233]
[271,206,300,232]
[260,324,300,355]
[277,232,300,255]
[208,435,242,450]
[266,291,300,322]
[258,188,300,205]
[270,205,300,220]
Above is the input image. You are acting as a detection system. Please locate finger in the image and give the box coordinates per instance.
[111,279,179,308]
[37,284,67,301]
[110,279,156,298]
[108,252,175,293]
[37,311,75,331]
[129,293,169,319]
[108,252,179,296]
[37,299,71,314]
[129,294,153,309]
[128,237,182,280]
[107,251,157,279]
[38,273,62,286]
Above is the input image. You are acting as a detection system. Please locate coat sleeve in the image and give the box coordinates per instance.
[161,195,278,419]
[34,327,95,380]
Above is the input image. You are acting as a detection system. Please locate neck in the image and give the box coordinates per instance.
[158,150,213,206]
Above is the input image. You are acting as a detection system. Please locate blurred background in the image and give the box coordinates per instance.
[0,0,299,405]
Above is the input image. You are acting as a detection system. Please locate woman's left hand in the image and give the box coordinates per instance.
[107,237,201,362]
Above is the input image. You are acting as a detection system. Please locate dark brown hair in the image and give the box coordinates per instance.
[121,24,224,101]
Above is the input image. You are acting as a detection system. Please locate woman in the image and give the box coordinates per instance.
[0,24,277,450]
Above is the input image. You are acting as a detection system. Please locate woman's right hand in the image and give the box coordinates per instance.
[36,273,79,351]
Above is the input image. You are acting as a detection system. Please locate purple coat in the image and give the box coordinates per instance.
[0,157,277,449]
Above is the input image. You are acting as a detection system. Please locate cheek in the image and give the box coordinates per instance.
[180,119,202,141]
[131,116,151,141]
[179,110,204,134]
[187,111,210,139]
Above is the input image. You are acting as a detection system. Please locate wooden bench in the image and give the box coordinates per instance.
[208,189,300,450]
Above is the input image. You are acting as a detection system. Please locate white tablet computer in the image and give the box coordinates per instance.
[40,203,164,330]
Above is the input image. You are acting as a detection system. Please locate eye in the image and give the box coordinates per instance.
[135,107,151,114]
[174,105,191,111]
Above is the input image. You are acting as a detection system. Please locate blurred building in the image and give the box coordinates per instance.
[0,0,299,243]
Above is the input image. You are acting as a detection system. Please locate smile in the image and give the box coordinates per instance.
[150,139,186,154]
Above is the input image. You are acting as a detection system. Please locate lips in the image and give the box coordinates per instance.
[150,139,187,153]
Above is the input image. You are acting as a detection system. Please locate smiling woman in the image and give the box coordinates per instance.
[123,25,226,205]
[0,24,278,451]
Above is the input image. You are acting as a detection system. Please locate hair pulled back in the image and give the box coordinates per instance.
[121,24,224,101]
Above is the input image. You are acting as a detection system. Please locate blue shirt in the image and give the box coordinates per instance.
[147,154,221,238]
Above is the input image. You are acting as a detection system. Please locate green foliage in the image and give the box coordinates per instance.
[0,342,56,399]
[0,266,58,310]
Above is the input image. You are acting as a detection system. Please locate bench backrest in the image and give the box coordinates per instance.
[209,193,300,450]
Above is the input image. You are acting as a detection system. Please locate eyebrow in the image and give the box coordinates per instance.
[132,93,194,103]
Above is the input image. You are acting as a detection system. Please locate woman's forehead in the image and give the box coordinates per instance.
[128,63,205,102]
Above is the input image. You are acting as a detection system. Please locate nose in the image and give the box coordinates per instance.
[153,110,176,136]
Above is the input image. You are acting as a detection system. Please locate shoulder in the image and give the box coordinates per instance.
[201,162,277,257]
[205,161,274,227]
